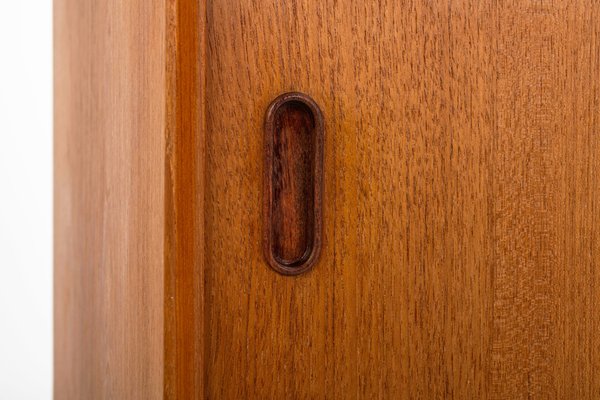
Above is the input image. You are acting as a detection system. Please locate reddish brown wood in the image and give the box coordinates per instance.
[263,92,324,275]
[163,0,204,398]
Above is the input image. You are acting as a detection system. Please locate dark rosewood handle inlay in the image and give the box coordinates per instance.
[263,92,324,275]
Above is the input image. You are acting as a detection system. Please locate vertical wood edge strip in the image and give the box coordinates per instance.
[164,0,205,398]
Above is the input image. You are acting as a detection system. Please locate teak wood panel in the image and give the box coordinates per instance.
[55,0,600,399]
[205,1,600,399]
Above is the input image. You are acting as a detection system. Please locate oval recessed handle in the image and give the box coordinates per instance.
[263,92,324,275]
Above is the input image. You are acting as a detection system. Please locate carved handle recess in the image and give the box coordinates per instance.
[263,92,324,275]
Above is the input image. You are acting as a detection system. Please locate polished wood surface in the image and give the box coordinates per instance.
[55,0,600,398]
[54,0,203,398]
[205,1,600,398]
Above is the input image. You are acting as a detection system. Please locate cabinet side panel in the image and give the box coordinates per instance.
[54,1,165,398]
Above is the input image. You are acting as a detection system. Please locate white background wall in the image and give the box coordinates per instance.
[0,1,53,399]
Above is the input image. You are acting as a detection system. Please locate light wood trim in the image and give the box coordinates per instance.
[54,0,205,398]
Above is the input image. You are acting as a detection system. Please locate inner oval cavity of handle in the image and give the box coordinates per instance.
[264,92,323,275]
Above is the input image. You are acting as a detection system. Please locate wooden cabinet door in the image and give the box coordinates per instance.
[55,0,600,398]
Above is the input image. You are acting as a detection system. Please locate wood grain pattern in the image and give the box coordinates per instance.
[164,0,204,397]
[491,2,600,398]
[263,92,324,275]
[56,0,600,398]
[54,0,166,397]
[54,0,204,398]
[205,0,600,398]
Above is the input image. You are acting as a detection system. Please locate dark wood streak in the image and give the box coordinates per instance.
[263,92,324,275]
